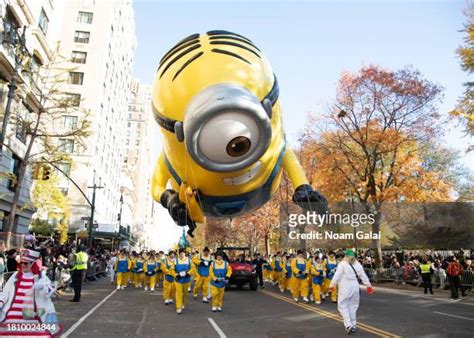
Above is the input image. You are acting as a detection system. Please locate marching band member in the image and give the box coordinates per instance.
[323,251,338,302]
[209,251,232,312]
[134,253,145,288]
[144,253,158,292]
[172,248,196,314]
[192,247,212,303]
[310,254,325,304]
[114,250,131,290]
[329,249,373,334]
[291,250,310,303]
[161,250,177,305]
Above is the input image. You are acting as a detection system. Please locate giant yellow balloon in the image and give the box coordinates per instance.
[151,30,327,236]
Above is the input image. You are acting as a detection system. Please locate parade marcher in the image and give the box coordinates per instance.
[134,253,145,288]
[156,251,165,288]
[192,247,212,302]
[263,256,273,282]
[291,250,310,303]
[419,258,434,295]
[69,245,88,302]
[114,250,131,290]
[323,251,338,302]
[0,249,60,337]
[210,251,232,312]
[271,252,284,290]
[282,254,294,292]
[172,248,196,314]
[128,251,136,286]
[144,253,158,292]
[329,249,373,335]
[310,254,325,304]
[161,250,177,305]
[252,253,265,288]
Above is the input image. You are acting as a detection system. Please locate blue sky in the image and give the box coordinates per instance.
[132,0,472,249]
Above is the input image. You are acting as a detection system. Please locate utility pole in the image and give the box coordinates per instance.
[87,170,104,248]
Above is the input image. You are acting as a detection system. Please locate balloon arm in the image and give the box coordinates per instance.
[282,147,309,188]
[151,153,171,202]
[179,183,205,223]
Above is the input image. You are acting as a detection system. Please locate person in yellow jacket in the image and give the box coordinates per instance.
[263,255,273,282]
[291,250,310,303]
[210,251,232,312]
[192,247,212,303]
[310,254,326,304]
[134,253,145,288]
[156,250,165,288]
[114,250,131,290]
[161,250,177,305]
[271,252,284,288]
[171,248,196,314]
[322,251,339,302]
[128,251,136,286]
[144,253,159,292]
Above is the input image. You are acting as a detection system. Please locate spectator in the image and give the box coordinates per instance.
[0,240,5,288]
[446,256,464,301]
[6,249,18,274]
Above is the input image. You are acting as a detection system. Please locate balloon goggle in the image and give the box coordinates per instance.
[154,76,279,173]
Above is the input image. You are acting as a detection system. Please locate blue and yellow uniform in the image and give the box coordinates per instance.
[114,254,131,289]
[210,260,232,311]
[134,257,145,288]
[172,255,196,313]
[322,257,338,302]
[161,256,176,305]
[271,256,284,286]
[282,257,294,293]
[192,253,212,301]
[144,258,159,291]
[310,259,325,304]
[263,260,273,282]
[291,256,310,301]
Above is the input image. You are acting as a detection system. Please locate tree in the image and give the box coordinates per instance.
[3,48,90,247]
[300,65,448,267]
[452,3,474,152]
[31,172,71,244]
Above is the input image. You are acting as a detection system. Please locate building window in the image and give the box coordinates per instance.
[77,11,93,24]
[71,51,87,64]
[74,31,90,43]
[8,153,22,192]
[66,93,81,107]
[38,8,49,35]
[61,116,78,130]
[57,162,72,176]
[68,72,84,85]
[59,139,75,153]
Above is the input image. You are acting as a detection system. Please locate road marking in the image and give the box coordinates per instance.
[208,317,227,338]
[62,289,117,338]
[260,289,400,338]
[374,287,474,306]
[433,311,474,322]
[136,307,149,336]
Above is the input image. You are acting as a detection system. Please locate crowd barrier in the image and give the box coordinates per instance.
[364,267,474,287]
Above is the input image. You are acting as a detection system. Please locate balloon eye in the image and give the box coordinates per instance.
[226,136,251,157]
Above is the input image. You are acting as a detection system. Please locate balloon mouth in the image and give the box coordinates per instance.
[222,161,262,185]
[183,83,272,173]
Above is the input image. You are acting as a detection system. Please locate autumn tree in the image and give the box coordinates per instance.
[3,48,90,247]
[452,3,474,152]
[300,65,448,267]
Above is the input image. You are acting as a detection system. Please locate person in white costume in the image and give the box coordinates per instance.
[329,249,374,335]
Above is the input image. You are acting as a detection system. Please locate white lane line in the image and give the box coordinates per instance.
[62,289,117,337]
[374,287,474,306]
[208,317,227,338]
[433,311,474,322]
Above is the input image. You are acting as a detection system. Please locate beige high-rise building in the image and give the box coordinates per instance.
[122,80,159,249]
[55,0,136,232]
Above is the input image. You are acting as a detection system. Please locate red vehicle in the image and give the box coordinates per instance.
[217,247,258,291]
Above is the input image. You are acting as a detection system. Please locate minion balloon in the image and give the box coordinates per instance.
[151,31,327,236]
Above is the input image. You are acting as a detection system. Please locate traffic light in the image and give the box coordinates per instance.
[31,163,41,180]
[42,164,51,181]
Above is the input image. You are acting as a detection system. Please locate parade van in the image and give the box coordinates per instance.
[217,247,258,291]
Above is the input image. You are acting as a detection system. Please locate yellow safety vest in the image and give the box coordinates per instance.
[73,252,88,270]
[420,263,431,274]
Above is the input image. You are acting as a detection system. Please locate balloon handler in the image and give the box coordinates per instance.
[0,249,60,337]
[171,248,196,314]
[144,254,159,292]
[210,251,232,312]
[323,251,339,302]
[291,250,310,303]
[193,247,212,303]
[114,250,131,290]
[151,30,328,237]
[329,250,373,335]
[161,250,177,305]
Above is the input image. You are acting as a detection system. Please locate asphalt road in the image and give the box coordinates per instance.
[54,278,474,338]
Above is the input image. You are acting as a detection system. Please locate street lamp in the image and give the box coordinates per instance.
[0,23,29,158]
